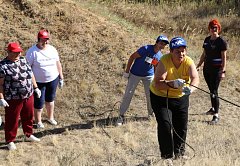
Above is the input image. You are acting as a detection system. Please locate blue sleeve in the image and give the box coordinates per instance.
[137,46,148,57]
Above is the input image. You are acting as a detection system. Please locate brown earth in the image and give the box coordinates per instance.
[0,1,240,165]
[0,0,155,132]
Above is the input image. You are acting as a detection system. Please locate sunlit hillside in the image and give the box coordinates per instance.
[0,0,240,165]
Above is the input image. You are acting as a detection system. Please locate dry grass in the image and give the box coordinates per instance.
[0,0,240,165]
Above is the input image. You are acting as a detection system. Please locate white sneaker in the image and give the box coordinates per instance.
[7,142,16,150]
[36,122,44,129]
[116,115,124,126]
[25,135,40,142]
[164,158,173,166]
[148,113,155,119]
[47,119,57,125]
[175,154,190,160]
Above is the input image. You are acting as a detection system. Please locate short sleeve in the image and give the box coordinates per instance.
[221,38,227,51]
[137,46,148,57]
[202,37,208,49]
[0,66,5,78]
[25,49,34,66]
[54,48,60,61]
[50,46,59,61]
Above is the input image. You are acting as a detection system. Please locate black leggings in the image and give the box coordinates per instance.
[203,67,221,113]
[150,91,189,159]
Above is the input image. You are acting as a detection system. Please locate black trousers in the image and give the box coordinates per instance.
[150,91,189,159]
[203,67,221,113]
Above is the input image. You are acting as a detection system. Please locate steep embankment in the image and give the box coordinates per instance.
[0,0,153,124]
[0,1,240,166]
[0,1,160,165]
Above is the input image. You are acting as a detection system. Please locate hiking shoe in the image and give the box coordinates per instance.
[174,154,190,160]
[36,122,44,129]
[7,142,16,150]
[25,135,40,142]
[47,119,57,125]
[210,115,219,125]
[148,113,155,119]
[116,115,124,126]
[164,158,173,166]
[206,108,215,115]
[148,109,154,116]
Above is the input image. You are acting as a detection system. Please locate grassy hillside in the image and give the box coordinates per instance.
[0,0,240,165]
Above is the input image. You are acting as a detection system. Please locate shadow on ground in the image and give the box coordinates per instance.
[0,116,150,149]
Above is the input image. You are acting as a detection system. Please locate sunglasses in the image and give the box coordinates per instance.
[210,26,218,31]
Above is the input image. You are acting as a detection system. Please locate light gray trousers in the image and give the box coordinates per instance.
[119,73,153,116]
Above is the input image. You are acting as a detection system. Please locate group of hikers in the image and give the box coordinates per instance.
[0,18,227,165]
[0,29,63,150]
[117,18,227,164]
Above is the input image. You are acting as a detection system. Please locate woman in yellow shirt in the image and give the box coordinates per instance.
[150,37,199,161]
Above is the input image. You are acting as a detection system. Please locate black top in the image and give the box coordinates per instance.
[202,36,227,69]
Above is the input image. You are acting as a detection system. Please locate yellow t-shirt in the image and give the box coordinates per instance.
[150,53,194,98]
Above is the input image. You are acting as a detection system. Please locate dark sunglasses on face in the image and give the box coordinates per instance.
[210,26,218,31]
[40,38,49,41]
[11,51,21,53]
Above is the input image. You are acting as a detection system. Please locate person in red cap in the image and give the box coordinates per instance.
[0,42,42,150]
[26,29,64,128]
[196,19,227,124]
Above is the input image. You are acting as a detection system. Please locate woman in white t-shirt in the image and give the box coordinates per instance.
[26,29,64,129]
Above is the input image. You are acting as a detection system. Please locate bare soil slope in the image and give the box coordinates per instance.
[0,1,156,165]
[0,1,240,166]
[0,0,153,124]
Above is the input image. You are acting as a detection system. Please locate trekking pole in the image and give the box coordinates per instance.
[187,83,240,108]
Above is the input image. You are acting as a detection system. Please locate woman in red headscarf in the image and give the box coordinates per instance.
[196,19,227,124]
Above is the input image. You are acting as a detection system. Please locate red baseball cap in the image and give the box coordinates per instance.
[7,42,23,52]
[38,30,50,39]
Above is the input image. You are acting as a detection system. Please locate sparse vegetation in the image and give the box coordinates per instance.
[0,0,240,165]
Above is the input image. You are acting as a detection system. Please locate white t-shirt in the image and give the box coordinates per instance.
[26,44,60,83]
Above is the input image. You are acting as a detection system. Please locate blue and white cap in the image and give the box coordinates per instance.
[170,37,187,49]
[156,35,169,44]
